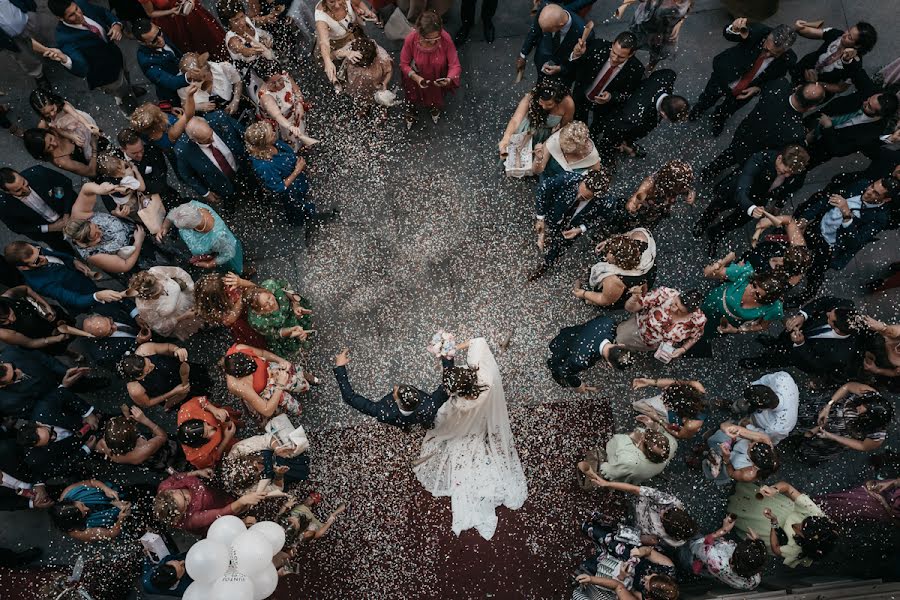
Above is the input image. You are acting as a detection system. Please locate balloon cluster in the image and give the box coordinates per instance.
[183,515,285,600]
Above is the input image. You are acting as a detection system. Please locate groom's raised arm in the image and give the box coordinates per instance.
[333,365,385,420]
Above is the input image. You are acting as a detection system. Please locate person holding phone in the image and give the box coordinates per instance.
[400,11,461,129]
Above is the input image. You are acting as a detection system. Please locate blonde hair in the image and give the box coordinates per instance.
[96,152,126,178]
[179,52,209,73]
[130,103,169,136]
[128,271,162,299]
[244,121,276,160]
[558,121,591,155]
[63,219,93,245]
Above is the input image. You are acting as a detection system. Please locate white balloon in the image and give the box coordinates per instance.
[249,521,286,556]
[250,563,279,600]
[230,530,273,575]
[211,570,255,600]
[185,539,230,584]
[207,514,248,546]
[183,581,213,600]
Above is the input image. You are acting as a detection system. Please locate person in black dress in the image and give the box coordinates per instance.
[0,287,73,355]
[118,342,212,410]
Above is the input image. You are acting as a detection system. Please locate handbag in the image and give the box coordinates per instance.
[137,194,166,234]
[384,6,412,41]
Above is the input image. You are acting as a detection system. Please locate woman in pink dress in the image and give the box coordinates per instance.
[400,11,461,128]
[139,0,227,60]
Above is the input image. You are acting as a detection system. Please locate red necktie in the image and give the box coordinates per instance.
[732,51,768,97]
[85,22,104,40]
[588,64,618,100]
[208,143,235,179]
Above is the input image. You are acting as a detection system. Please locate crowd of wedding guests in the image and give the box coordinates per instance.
[505,2,900,598]
[0,0,897,596]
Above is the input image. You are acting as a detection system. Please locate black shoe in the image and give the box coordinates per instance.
[755,334,778,347]
[710,115,726,137]
[527,263,547,281]
[132,85,148,98]
[453,24,471,46]
[483,19,495,43]
[0,547,43,567]
[688,106,701,122]
[705,237,720,258]
[0,105,10,130]
[699,167,717,185]
[313,207,340,223]
[34,75,52,91]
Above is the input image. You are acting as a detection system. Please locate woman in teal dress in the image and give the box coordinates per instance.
[497,79,574,157]
[164,200,244,274]
[50,480,130,543]
[726,480,838,568]
[242,278,313,357]
[701,259,788,339]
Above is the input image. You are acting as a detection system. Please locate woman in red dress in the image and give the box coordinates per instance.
[139,0,227,60]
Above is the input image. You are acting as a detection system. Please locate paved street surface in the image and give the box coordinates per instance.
[0,0,898,597]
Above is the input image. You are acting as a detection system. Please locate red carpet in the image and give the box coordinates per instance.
[277,397,622,600]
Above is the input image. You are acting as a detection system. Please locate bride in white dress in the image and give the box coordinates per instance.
[414,337,528,540]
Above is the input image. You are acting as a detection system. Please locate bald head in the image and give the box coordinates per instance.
[538,4,568,32]
[794,82,827,110]
[185,117,213,145]
[82,315,114,338]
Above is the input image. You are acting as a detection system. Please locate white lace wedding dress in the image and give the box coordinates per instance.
[413,337,528,540]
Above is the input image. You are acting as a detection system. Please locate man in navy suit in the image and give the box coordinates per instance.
[547,315,633,392]
[4,241,125,312]
[332,348,453,429]
[528,169,613,281]
[0,166,75,254]
[44,0,145,112]
[517,3,589,83]
[177,115,249,210]
[133,18,188,104]
[0,347,98,418]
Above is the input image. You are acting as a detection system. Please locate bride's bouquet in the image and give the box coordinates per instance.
[426,329,457,359]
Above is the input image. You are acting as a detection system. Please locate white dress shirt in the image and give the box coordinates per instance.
[199,132,237,173]
[19,189,60,232]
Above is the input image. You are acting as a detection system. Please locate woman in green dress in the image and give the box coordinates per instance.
[726,480,838,568]
[243,278,313,357]
[701,256,788,339]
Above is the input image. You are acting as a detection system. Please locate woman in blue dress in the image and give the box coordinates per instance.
[244,121,336,228]
[50,479,131,543]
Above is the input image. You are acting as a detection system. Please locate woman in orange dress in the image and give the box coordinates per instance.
[139,0,227,60]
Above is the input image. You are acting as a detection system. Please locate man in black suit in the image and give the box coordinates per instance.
[794,176,898,299]
[117,128,182,206]
[78,307,149,371]
[453,0,497,45]
[16,418,97,482]
[528,169,612,281]
[691,20,798,136]
[806,91,898,170]
[701,80,825,182]
[595,68,689,158]
[517,3,590,83]
[0,348,99,418]
[178,115,249,210]
[0,166,75,254]
[548,315,632,392]
[695,145,810,256]
[740,297,863,382]
[570,31,643,137]
[332,348,453,429]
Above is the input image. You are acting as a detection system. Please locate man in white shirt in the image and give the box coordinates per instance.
[0,165,75,253]
[732,372,799,444]
[180,55,243,116]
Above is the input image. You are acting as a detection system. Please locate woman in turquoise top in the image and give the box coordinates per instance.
[164,200,244,273]
[701,258,788,339]
[50,480,130,542]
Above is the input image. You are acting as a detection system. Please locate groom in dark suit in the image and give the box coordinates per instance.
[528,169,612,281]
[0,166,76,254]
[548,315,633,392]
[333,348,454,429]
